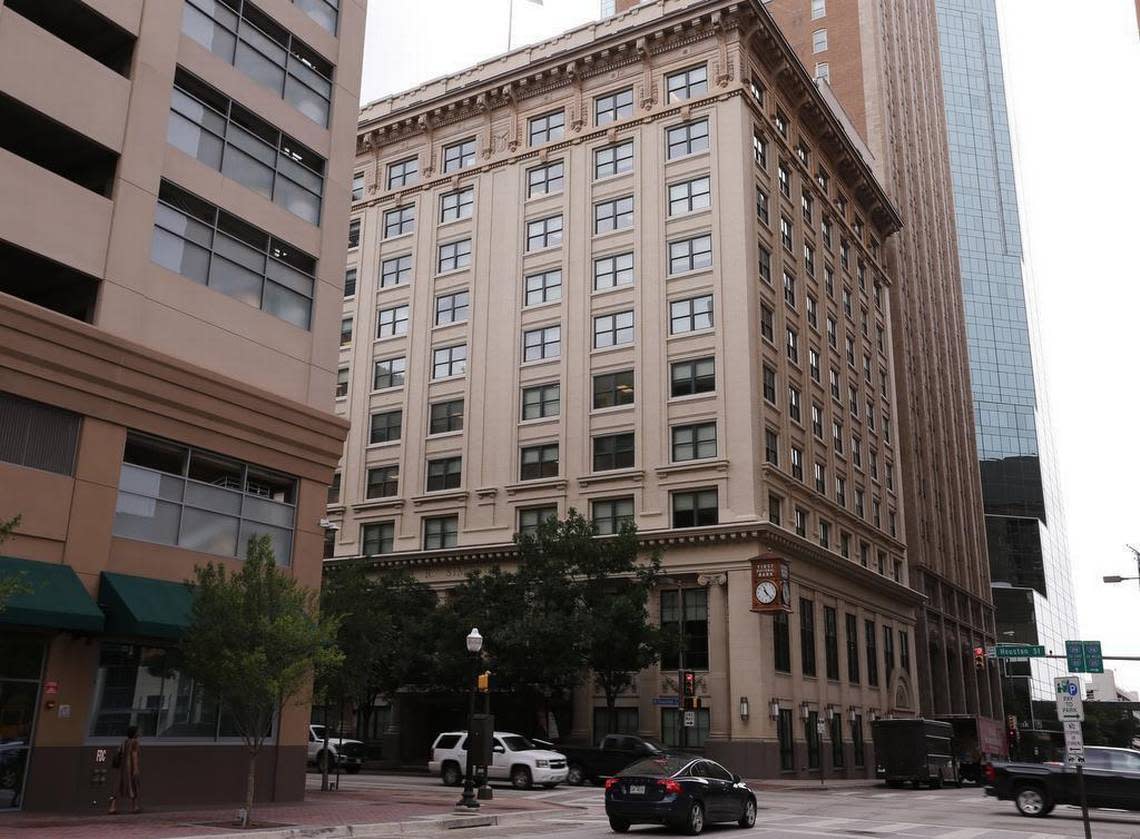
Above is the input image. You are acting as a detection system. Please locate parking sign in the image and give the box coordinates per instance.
[1055,676,1084,722]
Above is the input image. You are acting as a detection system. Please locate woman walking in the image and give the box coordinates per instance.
[108,725,141,814]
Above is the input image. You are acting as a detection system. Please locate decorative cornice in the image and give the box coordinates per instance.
[411,489,470,508]
[504,478,568,497]
[577,468,646,489]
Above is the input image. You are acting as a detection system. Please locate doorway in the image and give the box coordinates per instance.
[0,634,46,809]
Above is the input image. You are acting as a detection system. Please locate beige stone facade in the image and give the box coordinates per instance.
[331,0,924,778]
[0,0,361,810]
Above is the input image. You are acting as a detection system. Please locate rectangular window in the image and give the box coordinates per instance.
[816,515,827,544]
[774,109,788,138]
[852,714,865,767]
[592,497,634,535]
[865,619,878,686]
[151,181,315,329]
[523,325,560,361]
[366,465,399,499]
[442,137,476,172]
[811,0,827,19]
[426,456,462,491]
[768,492,782,526]
[593,370,635,409]
[811,403,823,437]
[831,715,844,768]
[429,399,464,435]
[804,244,816,277]
[753,131,768,167]
[432,344,467,378]
[388,156,418,188]
[0,393,80,476]
[521,383,560,420]
[671,357,715,397]
[666,64,708,102]
[520,443,559,481]
[815,62,830,83]
[593,433,635,471]
[437,238,472,272]
[527,160,564,196]
[800,599,816,676]
[774,612,791,673]
[900,629,911,674]
[672,488,718,528]
[778,708,794,771]
[594,311,635,348]
[755,185,769,223]
[836,477,846,507]
[666,119,709,159]
[519,506,557,537]
[377,304,409,338]
[594,252,634,290]
[343,268,356,298]
[761,304,774,342]
[380,254,412,287]
[528,109,565,146]
[668,234,712,274]
[361,521,395,555]
[351,171,364,201]
[340,317,352,346]
[806,711,820,769]
[594,140,634,178]
[335,367,348,398]
[369,409,402,444]
[593,706,640,738]
[669,176,711,216]
[348,218,360,248]
[669,295,713,333]
[814,462,826,495]
[595,196,634,233]
[759,244,772,283]
[434,290,469,325]
[846,613,860,683]
[780,215,793,251]
[327,472,341,504]
[762,365,776,403]
[525,269,562,305]
[168,71,326,223]
[440,186,474,222]
[181,0,333,126]
[526,215,563,251]
[795,507,807,537]
[812,28,828,52]
[671,422,716,462]
[778,162,790,199]
[784,270,797,307]
[660,588,709,669]
[424,515,458,549]
[595,87,634,125]
[786,328,799,364]
[384,204,415,238]
[114,432,296,564]
[791,447,804,482]
[789,385,802,423]
[883,625,895,681]
[662,707,710,749]
[764,429,778,465]
[373,356,406,390]
[824,606,839,680]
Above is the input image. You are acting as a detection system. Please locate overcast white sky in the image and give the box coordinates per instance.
[360,1,1140,690]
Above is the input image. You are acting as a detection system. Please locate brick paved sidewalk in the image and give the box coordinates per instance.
[0,784,566,839]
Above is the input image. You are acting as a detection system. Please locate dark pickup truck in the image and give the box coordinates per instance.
[986,746,1140,816]
[557,735,665,786]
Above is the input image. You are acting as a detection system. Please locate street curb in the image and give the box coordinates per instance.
[172,807,573,839]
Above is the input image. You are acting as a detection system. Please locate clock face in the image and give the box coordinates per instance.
[755,580,778,604]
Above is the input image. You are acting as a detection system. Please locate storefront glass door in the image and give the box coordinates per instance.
[0,635,45,809]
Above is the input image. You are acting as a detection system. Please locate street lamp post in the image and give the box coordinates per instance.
[1102,546,1140,588]
[458,628,483,810]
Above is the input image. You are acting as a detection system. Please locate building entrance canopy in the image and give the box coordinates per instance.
[0,556,104,632]
[97,572,192,640]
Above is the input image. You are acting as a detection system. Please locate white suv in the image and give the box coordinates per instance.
[308,724,365,774]
[428,730,568,789]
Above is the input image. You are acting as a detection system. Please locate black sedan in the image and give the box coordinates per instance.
[604,753,757,834]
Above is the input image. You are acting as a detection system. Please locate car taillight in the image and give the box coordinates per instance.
[983,763,996,784]
[604,777,619,791]
[660,779,683,795]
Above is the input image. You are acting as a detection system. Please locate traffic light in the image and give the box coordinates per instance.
[974,646,986,670]
[682,670,696,697]
[477,670,491,692]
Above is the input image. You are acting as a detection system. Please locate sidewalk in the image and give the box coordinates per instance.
[751,777,881,791]
[0,784,570,839]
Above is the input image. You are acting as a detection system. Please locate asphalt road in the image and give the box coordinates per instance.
[323,772,1140,839]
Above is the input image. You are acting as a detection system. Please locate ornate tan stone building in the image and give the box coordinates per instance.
[330,0,925,777]
[0,0,361,810]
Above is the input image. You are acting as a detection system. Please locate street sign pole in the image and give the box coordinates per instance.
[1076,762,1092,839]
[1056,676,1091,839]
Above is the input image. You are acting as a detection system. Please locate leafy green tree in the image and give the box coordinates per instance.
[180,535,341,827]
[0,515,28,612]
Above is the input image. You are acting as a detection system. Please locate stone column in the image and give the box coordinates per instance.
[569,676,593,744]
[700,572,730,742]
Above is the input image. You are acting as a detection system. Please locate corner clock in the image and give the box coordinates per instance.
[755,580,778,605]
[750,555,791,613]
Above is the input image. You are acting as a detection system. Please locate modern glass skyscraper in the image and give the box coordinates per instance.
[936,0,1078,717]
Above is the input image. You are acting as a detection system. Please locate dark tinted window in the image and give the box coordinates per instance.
[434,734,461,750]
[619,755,693,777]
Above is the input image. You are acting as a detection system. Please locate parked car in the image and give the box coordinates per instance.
[872,718,958,788]
[985,746,1140,816]
[308,724,365,774]
[559,734,665,786]
[604,753,756,834]
[428,730,568,789]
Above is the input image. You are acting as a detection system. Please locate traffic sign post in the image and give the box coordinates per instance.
[1055,688,1092,839]
[1066,640,1105,673]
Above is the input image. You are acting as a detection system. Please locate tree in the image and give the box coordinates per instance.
[0,515,28,612]
[180,535,341,827]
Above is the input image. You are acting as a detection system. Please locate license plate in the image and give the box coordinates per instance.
[628,784,645,795]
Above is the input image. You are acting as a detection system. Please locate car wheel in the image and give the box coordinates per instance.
[608,817,631,833]
[567,764,586,786]
[738,796,757,828]
[346,765,361,775]
[511,766,533,790]
[1014,785,1051,817]
[683,801,705,835]
[442,762,463,787]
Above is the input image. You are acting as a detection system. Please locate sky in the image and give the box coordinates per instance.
[359,1,1140,691]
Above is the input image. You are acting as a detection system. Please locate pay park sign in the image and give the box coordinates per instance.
[1055,676,1085,722]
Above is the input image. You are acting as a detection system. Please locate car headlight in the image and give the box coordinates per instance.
[535,760,550,768]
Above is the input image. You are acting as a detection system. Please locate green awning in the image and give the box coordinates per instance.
[0,556,105,632]
[98,572,193,640]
